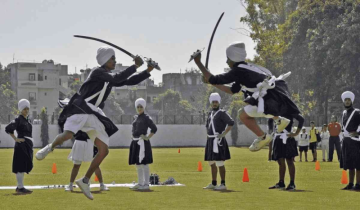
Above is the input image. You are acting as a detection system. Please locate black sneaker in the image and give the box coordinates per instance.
[269,182,285,189]
[342,183,354,190]
[16,187,32,193]
[353,184,360,191]
[285,183,296,191]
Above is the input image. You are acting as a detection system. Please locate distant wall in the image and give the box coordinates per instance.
[0,124,279,148]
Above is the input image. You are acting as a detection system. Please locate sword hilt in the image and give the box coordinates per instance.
[188,48,205,63]
[144,57,161,71]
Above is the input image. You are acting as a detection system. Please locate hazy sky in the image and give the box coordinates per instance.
[0,0,256,84]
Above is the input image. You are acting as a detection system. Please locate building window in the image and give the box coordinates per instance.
[147,96,151,103]
[117,93,120,96]
[29,73,35,81]
[59,79,61,86]
[45,76,47,80]
[29,92,36,101]
[44,92,47,96]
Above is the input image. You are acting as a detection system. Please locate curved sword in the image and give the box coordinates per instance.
[74,35,135,58]
[74,35,161,70]
[188,12,225,65]
[205,12,224,69]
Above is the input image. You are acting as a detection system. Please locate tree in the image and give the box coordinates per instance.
[67,79,82,98]
[153,89,194,115]
[102,91,124,123]
[0,63,17,123]
[178,100,195,115]
[240,0,360,124]
[40,107,49,147]
[228,92,247,145]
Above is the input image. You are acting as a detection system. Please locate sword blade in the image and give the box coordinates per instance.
[205,12,225,69]
[74,35,135,58]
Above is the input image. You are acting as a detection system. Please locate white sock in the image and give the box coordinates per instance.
[143,165,150,186]
[100,182,104,186]
[69,182,73,186]
[16,173,24,189]
[136,165,144,185]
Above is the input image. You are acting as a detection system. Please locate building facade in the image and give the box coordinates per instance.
[9,60,69,119]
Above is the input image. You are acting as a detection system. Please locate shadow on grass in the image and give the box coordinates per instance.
[217,190,241,193]
[134,189,156,193]
[12,192,33,196]
[71,190,102,194]
[281,189,313,192]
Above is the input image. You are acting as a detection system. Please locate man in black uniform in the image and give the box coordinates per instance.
[202,93,234,191]
[340,91,360,190]
[269,113,304,190]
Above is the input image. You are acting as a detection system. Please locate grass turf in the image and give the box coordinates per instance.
[0,147,357,210]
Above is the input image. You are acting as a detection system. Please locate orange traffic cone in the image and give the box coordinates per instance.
[243,168,249,182]
[197,161,203,172]
[52,163,57,174]
[315,161,320,171]
[94,175,99,182]
[178,149,180,153]
[341,170,348,184]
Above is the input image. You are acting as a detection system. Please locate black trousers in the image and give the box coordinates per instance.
[329,136,341,161]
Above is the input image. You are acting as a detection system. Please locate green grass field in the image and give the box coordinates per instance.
[0,147,358,210]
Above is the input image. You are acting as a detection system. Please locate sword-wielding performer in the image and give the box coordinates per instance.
[36,46,154,199]
[191,42,300,152]
[340,91,360,190]
[203,93,233,191]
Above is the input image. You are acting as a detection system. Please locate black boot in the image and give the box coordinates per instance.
[342,183,354,190]
[353,184,360,191]
[285,183,296,191]
[269,181,285,189]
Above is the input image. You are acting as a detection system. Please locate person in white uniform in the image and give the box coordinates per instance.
[298,128,309,162]
[320,124,330,162]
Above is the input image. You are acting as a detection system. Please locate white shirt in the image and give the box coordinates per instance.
[298,133,309,146]
[320,131,330,142]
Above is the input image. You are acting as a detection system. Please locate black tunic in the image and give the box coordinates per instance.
[5,115,33,174]
[209,62,300,117]
[58,66,151,137]
[204,108,234,161]
[129,113,157,165]
[74,130,89,142]
[340,107,360,170]
[271,113,304,160]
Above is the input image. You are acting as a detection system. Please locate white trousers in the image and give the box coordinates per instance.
[321,141,329,160]
[243,105,274,118]
[136,164,150,186]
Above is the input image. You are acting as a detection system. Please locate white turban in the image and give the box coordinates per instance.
[226,42,247,62]
[341,91,355,103]
[209,93,221,104]
[135,98,146,109]
[96,46,115,66]
[18,99,30,111]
